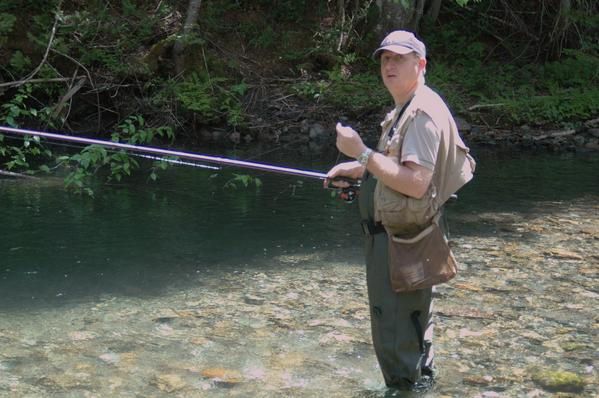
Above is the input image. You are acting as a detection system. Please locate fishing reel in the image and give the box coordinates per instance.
[326,177,360,203]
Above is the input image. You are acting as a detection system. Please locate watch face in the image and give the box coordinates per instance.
[358,149,371,166]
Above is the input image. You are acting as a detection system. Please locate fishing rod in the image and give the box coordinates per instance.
[0,126,359,200]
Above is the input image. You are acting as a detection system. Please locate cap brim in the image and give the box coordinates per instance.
[372,45,418,59]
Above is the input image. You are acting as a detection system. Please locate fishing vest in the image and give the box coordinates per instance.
[374,85,476,237]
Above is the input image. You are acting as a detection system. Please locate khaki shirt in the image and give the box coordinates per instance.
[401,112,440,171]
[374,85,475,236]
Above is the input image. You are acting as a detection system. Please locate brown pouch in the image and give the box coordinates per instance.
[388,220,457,292]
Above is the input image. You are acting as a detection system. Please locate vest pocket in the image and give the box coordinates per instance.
[374,183,437,237]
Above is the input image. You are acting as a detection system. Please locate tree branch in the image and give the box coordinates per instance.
[16,14,59,88]
[0,77,83,89]
[0,170,38,179]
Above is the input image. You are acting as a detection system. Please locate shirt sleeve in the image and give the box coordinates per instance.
[400,112,440,171]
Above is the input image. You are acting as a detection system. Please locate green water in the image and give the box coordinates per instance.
[0,149,597,397]
[1,152,360,309]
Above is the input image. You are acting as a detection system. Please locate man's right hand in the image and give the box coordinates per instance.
[324,160,365,188]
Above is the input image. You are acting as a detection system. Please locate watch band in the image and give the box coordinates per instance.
[357,148,373,166]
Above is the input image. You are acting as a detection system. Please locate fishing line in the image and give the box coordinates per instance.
[1,133,220,170]
[0,125,359,201]
[0,126,329,179]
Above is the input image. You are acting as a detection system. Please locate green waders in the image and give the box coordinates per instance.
[359,172,434,388]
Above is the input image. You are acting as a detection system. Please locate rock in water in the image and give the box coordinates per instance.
[532,369,585,393]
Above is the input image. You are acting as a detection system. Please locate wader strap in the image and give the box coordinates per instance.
[411,310,425,354]
[440,194,457,239]
[360,220,386,235]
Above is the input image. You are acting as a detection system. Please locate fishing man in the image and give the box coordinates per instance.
[325,30,475,391]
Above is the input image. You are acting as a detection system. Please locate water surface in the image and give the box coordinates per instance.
[0,149,597,397]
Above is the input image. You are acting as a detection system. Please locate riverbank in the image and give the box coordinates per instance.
[186,89,599,154]
[458,118,599,153]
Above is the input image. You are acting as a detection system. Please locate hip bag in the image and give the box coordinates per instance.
[387,212,457,292]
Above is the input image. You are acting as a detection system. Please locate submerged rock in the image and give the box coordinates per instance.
[151,373,187,393]
[531,369,585,393]
[200,367,244,384]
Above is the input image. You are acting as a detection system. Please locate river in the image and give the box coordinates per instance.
[0,148,597,397]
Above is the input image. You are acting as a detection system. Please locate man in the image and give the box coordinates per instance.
[326,30,474,391]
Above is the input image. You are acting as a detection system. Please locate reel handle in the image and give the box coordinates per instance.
[326,177,360,203]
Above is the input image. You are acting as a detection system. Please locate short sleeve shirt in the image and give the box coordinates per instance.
[401,112,440,171]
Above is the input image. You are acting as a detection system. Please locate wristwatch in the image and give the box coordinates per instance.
[357,148,373,166]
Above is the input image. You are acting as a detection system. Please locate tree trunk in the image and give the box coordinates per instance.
[408,0,426,32]
[337,0,347,51]
[548,0,571,60]
[353,0,360,16]
[173,0,203,75]
[425,0,442,23]
[374,0,416,37]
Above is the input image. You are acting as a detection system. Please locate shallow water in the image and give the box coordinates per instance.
[0,149,597,397]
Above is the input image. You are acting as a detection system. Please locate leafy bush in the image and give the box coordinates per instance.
[175,74,248,127]
[291,65,388,113]
[0,84,55,174]
[59,115,174,195]
[424,20,599,126]
[0,12,16,37]
[504,88,599,125]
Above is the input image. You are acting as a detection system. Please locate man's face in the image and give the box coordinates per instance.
[380,50,424,100]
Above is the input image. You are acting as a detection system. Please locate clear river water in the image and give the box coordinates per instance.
[0,147,597,397]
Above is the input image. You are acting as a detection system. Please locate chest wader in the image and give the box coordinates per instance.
[359,171,434,388]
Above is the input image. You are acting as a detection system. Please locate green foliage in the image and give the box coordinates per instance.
[1,85,35,128]
[325,68,388,112]
[60,115,174,195]
[248,25,277,49]
[175,74,247,127]
[291,67,388,113]
[110,115,174,145]
[0,0,597,168]
[425,20,599,126]
[58,2,167,77]
[291,79,331,101]
[234,0,313,23]
[0,83,63,128]
[542,51,599,88]
[454,0,480,6]
[0,85,55,174]
[223,173,262,190]
[503,88,599,125]
[0,12,16,37]
[9,51,32,74]
[0,133,52,174]
[176,75,222,121]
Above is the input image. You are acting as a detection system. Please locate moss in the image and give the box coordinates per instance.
[559,341,591,352]
[532,369,585,393]
[142,35,176,73]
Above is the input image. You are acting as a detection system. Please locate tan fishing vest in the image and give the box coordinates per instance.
[374,85,476,237]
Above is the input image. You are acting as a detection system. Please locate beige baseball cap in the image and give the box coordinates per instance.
[373,30,426,59]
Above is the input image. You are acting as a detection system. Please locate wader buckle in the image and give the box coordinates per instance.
[361,220,386,235]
